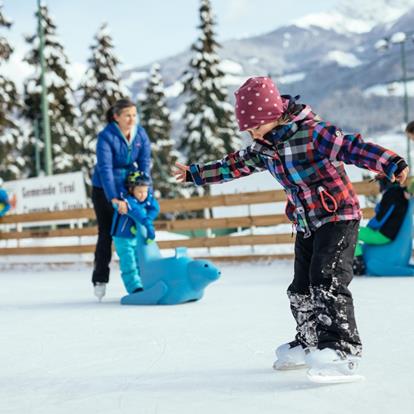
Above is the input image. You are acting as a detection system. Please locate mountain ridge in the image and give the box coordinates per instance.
[124,2,414,136]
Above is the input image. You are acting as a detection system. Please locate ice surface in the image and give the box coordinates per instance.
[1,262,413,414]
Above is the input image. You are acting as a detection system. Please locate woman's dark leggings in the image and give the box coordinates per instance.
[91,187,114,285]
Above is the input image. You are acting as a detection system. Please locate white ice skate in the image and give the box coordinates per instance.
[305,348,364,384]
[94,283,106,302]
[273,341,307,371]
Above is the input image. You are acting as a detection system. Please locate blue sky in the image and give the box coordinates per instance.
[3,0,341,69]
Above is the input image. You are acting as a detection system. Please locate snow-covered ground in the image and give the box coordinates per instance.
[1,262,413,414]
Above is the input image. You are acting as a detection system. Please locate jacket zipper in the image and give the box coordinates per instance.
[317,185,338,213]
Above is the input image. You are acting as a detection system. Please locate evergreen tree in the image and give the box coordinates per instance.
[75,22,127,188]
[139,63,179,199]
[179,0,242,195]
[0,4,24,180]
[22,4,79,177]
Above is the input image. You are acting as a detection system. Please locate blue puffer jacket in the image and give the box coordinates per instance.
[0,188,10,217]
[111,191,160,239]
[91,122,152,201]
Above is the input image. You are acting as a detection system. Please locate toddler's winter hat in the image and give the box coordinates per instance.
[126,170,151,188]
[234,77,284,131]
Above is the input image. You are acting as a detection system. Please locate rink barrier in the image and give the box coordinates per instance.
[0,180,379,261]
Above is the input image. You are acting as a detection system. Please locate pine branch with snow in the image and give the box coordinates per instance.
[75,22,128,190]
[0,3,25,180]
[179,0,242,195]
[21,4,80,177]
[139,63,182,200]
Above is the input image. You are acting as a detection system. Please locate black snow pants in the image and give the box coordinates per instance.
[287,220,362,357]
[91,186,114,285]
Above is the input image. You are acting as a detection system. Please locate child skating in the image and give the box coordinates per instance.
[111,170,160,297]
[174,76,408,383]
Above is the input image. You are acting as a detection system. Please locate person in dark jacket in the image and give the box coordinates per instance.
[91,98,152,301]
[353,179,410,275]
[174,76,409,381]
[110,170,159,297]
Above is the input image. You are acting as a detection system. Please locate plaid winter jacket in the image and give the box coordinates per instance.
[187,99,404,236]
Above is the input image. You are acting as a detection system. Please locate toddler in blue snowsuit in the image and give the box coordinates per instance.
[111,171,160,294]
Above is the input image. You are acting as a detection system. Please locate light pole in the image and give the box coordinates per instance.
[37,0,52,176]
[375,31,413,170]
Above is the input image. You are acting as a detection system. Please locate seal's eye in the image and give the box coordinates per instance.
[204,264,209,268]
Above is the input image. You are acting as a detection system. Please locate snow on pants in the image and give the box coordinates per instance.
[288,220,362,357]
[113,236,143,294]
[92,186,114,285]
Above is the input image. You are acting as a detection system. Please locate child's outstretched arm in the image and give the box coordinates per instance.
[174,146,267,185]
[313,123,409,184]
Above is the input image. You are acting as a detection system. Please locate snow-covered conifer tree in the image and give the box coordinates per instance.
[139,63,180,199]
[179,0,241,194]
[75,22,126,188]
[22,4,79,176]
[0,3,24,180]
[79,22,125,114]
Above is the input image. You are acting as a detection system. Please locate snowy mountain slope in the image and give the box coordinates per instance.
[124,1,414,136]
[294,0,414,34]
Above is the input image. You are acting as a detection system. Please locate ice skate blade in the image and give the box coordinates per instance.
[273,361,307,371]
[307,369,365,384]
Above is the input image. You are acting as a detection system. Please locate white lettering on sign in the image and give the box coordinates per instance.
[3,172,87,215]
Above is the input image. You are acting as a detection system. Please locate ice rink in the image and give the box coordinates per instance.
[1,261,413,414]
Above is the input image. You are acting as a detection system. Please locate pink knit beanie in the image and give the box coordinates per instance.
[234,77,284,131]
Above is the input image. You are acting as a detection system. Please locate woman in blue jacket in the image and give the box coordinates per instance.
[91,98,152,300]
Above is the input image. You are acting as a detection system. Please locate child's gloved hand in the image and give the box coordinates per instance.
[174,162,193,183]
[142,218,155,241]
[392,157,409,185]
[145,238,155,245]
[145,224,155,241]
[372,157,409,186]
[111,199,128,214]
